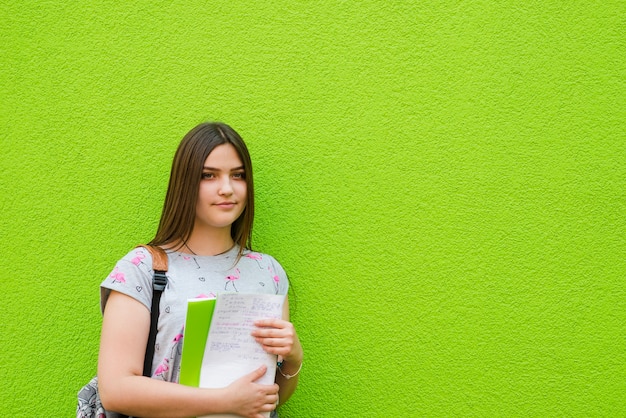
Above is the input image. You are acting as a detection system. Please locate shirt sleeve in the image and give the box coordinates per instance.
[100,247,154,313]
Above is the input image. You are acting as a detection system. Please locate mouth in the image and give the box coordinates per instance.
[215,201,237,207]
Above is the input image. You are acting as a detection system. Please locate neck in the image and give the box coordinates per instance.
[183,226,235,256]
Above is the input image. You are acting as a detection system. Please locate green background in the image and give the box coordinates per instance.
[2,1,625,416]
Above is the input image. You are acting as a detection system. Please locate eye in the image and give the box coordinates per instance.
[232,171,246,180]
[201,172,215,180]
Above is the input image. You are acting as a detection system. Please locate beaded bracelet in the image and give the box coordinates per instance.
[277,360,303,379]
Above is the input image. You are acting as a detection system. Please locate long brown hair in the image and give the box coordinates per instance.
[149,122,254,257]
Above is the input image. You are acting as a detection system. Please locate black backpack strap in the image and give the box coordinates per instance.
[136,245,169,377]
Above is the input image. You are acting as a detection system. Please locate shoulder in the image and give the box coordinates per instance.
[118,245,172,272]
[118,245,153,263]
[241,249,285,269]
[100,246,157,312]
[236,249,289,294]
[241,249,289,287]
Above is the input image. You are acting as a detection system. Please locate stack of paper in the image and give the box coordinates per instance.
[179,293,286,418]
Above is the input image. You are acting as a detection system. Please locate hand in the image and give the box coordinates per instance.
[226,365,279,418]
[252,318,303,364]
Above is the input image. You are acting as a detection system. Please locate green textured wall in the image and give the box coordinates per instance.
[2,1,625,416]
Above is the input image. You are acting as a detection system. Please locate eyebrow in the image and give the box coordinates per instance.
[202,166,245,171]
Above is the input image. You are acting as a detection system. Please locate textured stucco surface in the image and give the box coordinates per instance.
[2,1,625,416]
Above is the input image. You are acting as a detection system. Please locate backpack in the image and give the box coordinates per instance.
[76,245,168,418]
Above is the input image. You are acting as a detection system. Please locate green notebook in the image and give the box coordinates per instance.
[179,298,216,387]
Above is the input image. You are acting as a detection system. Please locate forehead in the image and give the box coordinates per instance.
[203,143,243,168]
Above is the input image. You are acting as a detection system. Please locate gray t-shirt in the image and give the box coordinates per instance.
[101,245,289,383]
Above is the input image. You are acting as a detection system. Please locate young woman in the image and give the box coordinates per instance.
[97,122,302,417]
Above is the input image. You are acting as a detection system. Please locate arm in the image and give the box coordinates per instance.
[252,296,303,405]
[98,291,279,418]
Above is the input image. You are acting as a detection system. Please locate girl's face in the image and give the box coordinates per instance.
[194,143,247,233]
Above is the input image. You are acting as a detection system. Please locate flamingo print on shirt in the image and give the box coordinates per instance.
[154,358,169,378]
[182,254,201,269]
[268,266,280,294]
[245,252,263,268]
[195,292,217,299]
[171,332,184,358]
[225,268,240,292]
[130,250,146,267]
[109,267,126,284]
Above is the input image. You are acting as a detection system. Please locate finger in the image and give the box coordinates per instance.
[261,404,276,413]
[254,318,286,328]
[246,365,267,382]
[253,327,285,338]
[256,336,288,347]
[259,397,278,411]
[260,345,290,357]
[262,395,279,410]
[252,330,287,342]
[253,326,294,339]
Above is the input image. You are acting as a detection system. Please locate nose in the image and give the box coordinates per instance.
[218,177,234,195]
